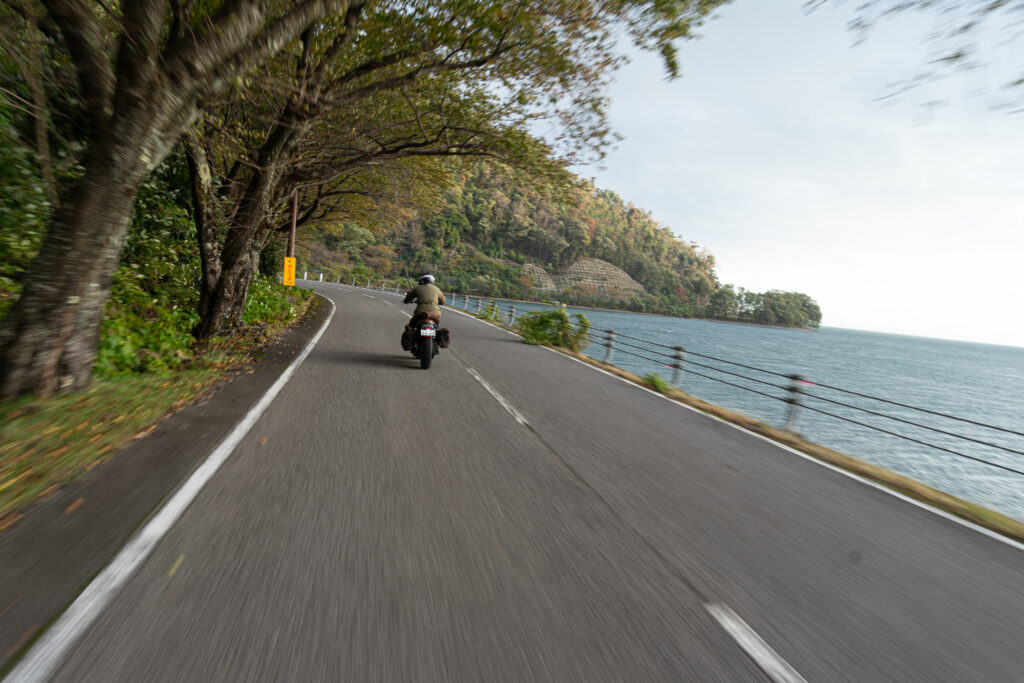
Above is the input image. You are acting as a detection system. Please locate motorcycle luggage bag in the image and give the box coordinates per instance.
[401,327,414,351]
[437,328,451,348]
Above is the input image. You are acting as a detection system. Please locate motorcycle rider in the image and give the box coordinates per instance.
[402,274,446,348]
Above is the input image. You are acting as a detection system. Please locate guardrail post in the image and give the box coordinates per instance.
[336,275,341,283]
[319,273,323,281]
[476,298,482,313]
[672,346,685,386]
[509,305,516,325]
[784,373,804,433]
[603,330,616,363]
[303,271,308,280]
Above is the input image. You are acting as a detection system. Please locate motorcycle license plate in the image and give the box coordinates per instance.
[420,328,435,337]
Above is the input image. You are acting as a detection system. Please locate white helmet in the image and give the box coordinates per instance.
[419,274,435,284]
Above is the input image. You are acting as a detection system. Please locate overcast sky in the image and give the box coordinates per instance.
[582,0,1024,348]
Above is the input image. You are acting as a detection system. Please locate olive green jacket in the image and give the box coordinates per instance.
[404,283,446,316]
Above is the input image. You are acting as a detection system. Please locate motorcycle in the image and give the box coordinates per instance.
[412,315,440,369]
[403,312,449,369]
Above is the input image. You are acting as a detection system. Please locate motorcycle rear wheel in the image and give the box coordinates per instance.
[419,336,433,369]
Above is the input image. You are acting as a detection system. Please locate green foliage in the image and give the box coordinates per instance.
[482,300,500,320]
[733,289,822,329]
[518,306,591,351]
[95,157,200,376]
[94,267,199,376]
[243,275,313,326]
[644,372,670,392]
[259,237,285,277]
[93,154,313,377]
[0,102,50,318]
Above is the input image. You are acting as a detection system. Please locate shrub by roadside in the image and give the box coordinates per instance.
[517,306,590,351]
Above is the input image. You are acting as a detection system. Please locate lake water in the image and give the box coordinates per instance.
[463,297,1024,521]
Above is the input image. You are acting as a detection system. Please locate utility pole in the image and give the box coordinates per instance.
[289,190,297,258]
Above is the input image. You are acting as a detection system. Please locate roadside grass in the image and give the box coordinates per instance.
[0,369,221,528]
[0,288,317,529]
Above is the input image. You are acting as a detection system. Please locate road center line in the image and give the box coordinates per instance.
[6,297,337,683]
[466,367,529,427]
[705,603,807,683]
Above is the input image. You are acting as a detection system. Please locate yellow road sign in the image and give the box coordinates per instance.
[283,257,296,286]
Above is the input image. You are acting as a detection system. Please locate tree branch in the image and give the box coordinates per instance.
[113,0,166,109]
[43,0,115,129]
[165,0,362,104]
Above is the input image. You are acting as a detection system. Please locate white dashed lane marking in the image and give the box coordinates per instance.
[466,367,529,427]
[705,603,807,683]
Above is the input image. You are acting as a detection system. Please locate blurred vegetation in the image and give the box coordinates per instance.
[0,101,49,319]
[0,126,313,379]
[644,373,670,392]
[518,307,591,352]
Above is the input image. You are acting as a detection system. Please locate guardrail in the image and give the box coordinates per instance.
[580,327,1024,479]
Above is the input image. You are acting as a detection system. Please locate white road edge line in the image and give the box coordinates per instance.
[466,367,529,427]
[706,603,806,683]
[6,296,337,683]
[545,347,1024,553]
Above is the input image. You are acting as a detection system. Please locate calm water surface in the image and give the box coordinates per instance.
[474,298,1024,521]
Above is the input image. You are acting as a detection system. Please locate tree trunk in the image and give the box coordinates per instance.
[184,137,222,335]
[0,151,142,399]
[192,118,302,340]
[193,230,264,340]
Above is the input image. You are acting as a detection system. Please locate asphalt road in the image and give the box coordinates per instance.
[29,283,1024,681]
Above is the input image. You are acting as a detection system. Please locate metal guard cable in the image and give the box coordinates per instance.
[658,363,1024,477]
[596,330,1024,437]
[798,403,1024,478]
[802,391,1024,458]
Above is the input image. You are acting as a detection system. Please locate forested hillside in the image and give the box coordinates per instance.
[295,163,823,328]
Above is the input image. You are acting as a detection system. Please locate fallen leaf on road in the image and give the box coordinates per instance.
[168,554,185,579]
